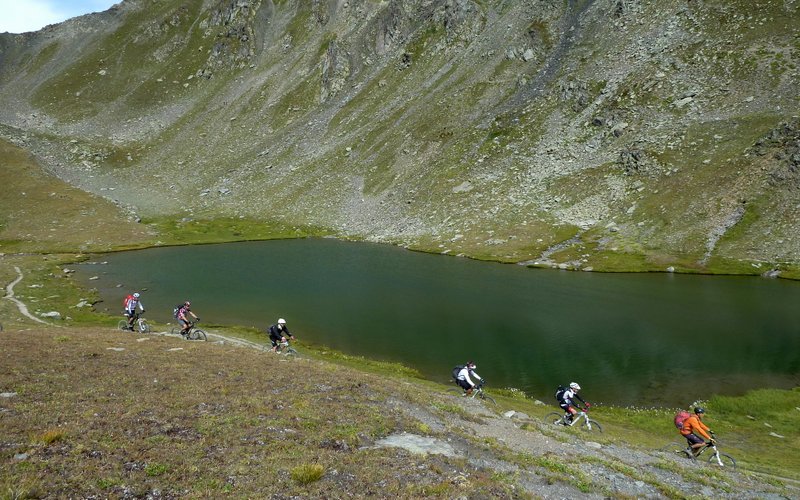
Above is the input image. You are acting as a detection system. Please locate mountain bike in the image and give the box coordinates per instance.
[170,321,207,341]
[118,312,150,333]
[660,438,736,469]
[275,339,299,357]
[543,407,602,433]
[449,380,497,405]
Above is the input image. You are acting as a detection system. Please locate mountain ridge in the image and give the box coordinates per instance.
[0,0,798,275]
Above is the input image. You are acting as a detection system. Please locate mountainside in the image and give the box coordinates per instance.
[0,0,799,274]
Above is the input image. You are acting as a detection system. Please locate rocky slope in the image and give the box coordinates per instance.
[0,0,798,274]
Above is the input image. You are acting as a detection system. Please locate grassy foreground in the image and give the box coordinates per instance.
[1,325,798,498]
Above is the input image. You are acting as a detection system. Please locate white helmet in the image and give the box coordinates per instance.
[569,382,581,390]
[278,318,286,325]
[133,292,140,298]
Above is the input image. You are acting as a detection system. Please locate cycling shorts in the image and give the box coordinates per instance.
[685,433,705,445]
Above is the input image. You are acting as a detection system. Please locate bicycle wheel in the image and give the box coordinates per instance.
[543,412,565,425]
[138,320,151,334]
[285,346,299,357]
[479,393,497,405]
[118,320,131,331]
[658,442,686,453]
[708,452,736,469]
[189,328,207,341]
[170,326,182,335]
[581,418,603,433]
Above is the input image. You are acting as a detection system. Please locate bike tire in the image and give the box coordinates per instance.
[118,320,131,331]
[582,418,603,433]
[708,452,736,469]
[285,346,299,357]
[480,393,497,405]
[189,329,207,341]
[170,326,182,335]
[138,320,151,334]
[658,442,685,453]
[543,412,565,425]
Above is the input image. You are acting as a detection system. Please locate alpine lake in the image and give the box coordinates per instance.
[74,238,800,408]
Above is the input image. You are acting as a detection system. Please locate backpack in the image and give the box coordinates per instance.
[555,385,567,402]
[123,295,133,307]
[173,304,183,319]
[674,410,691,430]
[451,365,465,380]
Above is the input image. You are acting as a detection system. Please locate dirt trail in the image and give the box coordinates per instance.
[3,266,50,325]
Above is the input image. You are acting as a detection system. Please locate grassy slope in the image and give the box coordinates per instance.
[0,327,798,498]
[0,138,154,254]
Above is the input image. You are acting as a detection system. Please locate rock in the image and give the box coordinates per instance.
[106,347,125,352]
[89,276,99,280]
[75,300,90,308]
[522,48,535,61]
[14,453,29,460]
[666,266,675,273]
[673,96,693,108]
[611,122,629,137]
[503,410,516,418]
[0,392,18,398]
[585,441,602,449]
[40,311,62,320]
[762,269,781,278]
[769,432,785,439]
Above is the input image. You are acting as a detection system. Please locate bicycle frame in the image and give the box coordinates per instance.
[562,410,595,429]
[696,443,724,466]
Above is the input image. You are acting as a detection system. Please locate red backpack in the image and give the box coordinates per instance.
[123,295,133,307]
[674,410,691,431]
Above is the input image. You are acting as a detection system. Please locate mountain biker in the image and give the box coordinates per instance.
[176,301,199,337]
[267,318,295,352]
[557,382,590,423]
[681,407,715,456]
[456,361,483,396]
[123,292,145,330]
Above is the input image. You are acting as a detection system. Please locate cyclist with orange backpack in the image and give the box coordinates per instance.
[680,407,715,456]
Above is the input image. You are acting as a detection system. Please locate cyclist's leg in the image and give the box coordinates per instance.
[686,433,705,456]
[124,311,134,329]
[561,403,576,423]
[270,337,279,352]
[457,379,471,395]
[178,318,190,335]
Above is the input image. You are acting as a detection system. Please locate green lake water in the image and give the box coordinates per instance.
[74,238,800,407]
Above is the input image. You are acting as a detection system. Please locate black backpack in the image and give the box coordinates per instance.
[451,365,465,380]
[173,304,183,319]
[555,385,567,402]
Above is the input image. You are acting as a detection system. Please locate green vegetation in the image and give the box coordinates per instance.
[291,463,325,484]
